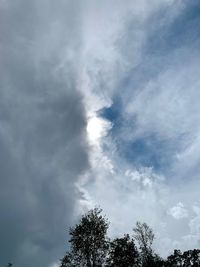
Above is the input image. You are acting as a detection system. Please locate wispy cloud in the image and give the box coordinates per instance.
[79,0,200,258]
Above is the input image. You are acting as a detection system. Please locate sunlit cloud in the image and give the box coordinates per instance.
[87,116,112,145]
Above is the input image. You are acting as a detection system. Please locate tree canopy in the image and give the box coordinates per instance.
[60,208,109,267]
[60,208,200,267]
[133,221,155,266]
[106,234,140,267]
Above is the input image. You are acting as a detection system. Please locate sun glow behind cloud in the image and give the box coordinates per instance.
[87,116,111,145]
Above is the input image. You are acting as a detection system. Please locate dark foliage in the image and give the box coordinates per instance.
[60,208,109,267]
[60,208,200,267]
[106,234,140,267]
[133,221,155,267]
[165,249,200,267]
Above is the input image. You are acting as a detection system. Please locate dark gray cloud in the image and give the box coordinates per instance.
[0,1,89,267]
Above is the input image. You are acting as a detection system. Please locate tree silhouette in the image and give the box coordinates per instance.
[60,208,200,267]
[106,234,140,267]
[133,222,155,267]
[165,249,200,267]
[60,208,109,267]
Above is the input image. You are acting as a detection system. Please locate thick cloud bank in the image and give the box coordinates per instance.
[0,1,89,267]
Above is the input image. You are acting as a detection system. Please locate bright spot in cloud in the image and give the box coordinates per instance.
[168,202,188,220]
[87,116,111,144]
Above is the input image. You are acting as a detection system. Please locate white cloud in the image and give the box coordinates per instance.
[78,0,200,258]
[87,116,112,145]
[168,202,188,220]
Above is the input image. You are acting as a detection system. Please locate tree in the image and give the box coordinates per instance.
[149,254,166,267]
[166,249,183,267]
[165,249,200,267]
[182,249,200,266]
[106,234,140,267]
[60,208,109,267]
[133,222,155,267]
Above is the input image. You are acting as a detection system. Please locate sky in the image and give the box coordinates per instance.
[0,0,200,266]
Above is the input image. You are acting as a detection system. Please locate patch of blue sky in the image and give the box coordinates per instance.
[100,101,178,173]
[119,135,178,173]
[145,0,200,55]
[99,96,123,134]
[120,0,200,97]
[128,7,199,89]
[100,1,200,173]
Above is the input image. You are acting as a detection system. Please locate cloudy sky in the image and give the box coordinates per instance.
[1,0,200,266]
